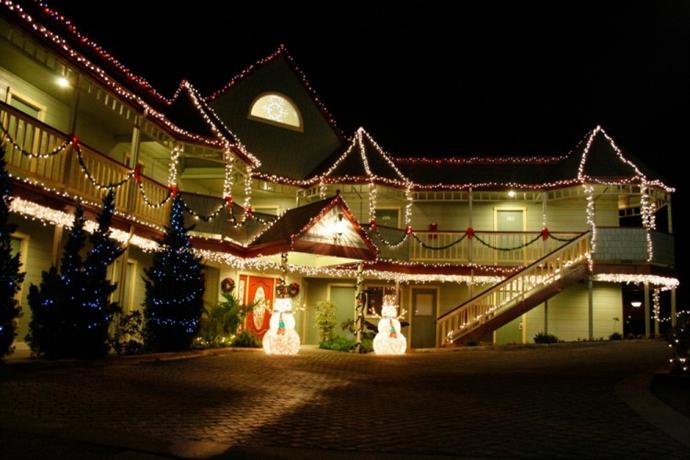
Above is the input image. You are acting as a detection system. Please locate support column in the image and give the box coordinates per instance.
[671,288,677,327]
[468,187,474,298]
[126,116,142,213]
[643,283,650,338]
[50,225,64,266]
[667,193,673,234]
[653,289,661,337]
[354,262,365,353]
[588,276,594,340]
[62,72,82,188]
[544,300,549,334]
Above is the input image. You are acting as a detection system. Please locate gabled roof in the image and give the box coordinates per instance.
[205,44,343,139]
[311,128,410,184]
[392,126,672,191]
[248,194,377,261]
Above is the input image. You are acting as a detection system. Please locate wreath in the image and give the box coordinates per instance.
[288,282,300,297]
[220,277,235,293]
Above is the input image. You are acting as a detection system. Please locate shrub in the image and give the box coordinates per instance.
[534,332,559,344]
[319,336,356,352]
[315,300,337,342]
[465,338,479,347]
[231,331,261,348]
[110,310,144,355]
[197,294,258,347]
[609,332,623,341]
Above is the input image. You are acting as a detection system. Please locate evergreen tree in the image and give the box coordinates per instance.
[143,195,204,351]
[26,191,123,358]
[0,146,25,358]
[81,190,124,358]
[27,203,88,358]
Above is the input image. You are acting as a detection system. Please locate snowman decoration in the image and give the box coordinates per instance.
[373,292,407,355]
[262,292,300,355]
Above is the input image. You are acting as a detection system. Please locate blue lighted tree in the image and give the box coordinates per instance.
[81,189,124,357]
[27,203,88,358]
[0,146,25,358]
[27,191,123,359]
[143,195,204,351]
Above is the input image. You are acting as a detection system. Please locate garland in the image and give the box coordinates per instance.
[0,127,70,159]
[473,233,543,251]
[74,140,133,190]
[412,232,468,250]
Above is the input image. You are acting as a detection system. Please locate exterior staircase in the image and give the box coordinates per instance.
[437,232,591,346]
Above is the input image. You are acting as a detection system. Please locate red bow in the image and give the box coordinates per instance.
[466,227,475,239]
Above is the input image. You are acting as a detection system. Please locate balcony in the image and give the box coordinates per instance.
[0,100,271,244]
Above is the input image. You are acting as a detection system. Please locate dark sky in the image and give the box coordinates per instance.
[46,0,690,298]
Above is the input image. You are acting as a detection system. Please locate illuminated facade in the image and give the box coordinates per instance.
[0,1,678,352]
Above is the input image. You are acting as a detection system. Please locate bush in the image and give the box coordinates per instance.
[534,332,559,344]
[319,336,356,352]
[197,294,258,347]
[609,332,623,341]
[109,310,144,355]
[464,338,479,347]
[315,300,337,342]
[231,331,261,348]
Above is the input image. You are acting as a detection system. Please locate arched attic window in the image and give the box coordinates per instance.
[248,92,303,131]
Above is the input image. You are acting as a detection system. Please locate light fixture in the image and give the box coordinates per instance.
[507,190,517,198]
[631,301,642,308]
[56,76,70,88]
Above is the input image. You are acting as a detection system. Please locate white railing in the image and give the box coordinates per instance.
[436,232,590,346]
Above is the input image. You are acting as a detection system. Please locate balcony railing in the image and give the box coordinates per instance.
[371,225,582,265]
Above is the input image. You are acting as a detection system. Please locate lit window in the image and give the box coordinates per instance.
[10,95,42,120]
[249,93,302,130]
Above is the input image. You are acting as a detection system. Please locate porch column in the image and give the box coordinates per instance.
[115,227,133,309]
[544,300,549,334]
[354,262,365,353]
[653,288,661,337]
[667,193,673,234]
[643,282,651,338]
[126,115,143,214]
[50,225,64,266]
[468,187,473,297]
[62,72,82,187]
[671,287,677,327]
[588,276,594,340]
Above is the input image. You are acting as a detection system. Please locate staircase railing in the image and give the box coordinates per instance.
[436,232,591,346]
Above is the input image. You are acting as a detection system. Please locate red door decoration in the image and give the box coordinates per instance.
[245,276,275,339]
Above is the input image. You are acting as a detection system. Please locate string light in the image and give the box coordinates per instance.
[593,273,679,290]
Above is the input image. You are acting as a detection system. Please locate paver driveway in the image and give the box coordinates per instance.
[1,341,687,459]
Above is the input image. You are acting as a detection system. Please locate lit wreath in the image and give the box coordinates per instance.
[220,277,235,293]
[288,282,300,297]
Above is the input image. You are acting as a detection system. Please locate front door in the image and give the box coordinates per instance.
[411,288,437,348]
[246,276,275,339]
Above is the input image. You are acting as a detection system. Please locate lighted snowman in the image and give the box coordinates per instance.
[373,293,407,355]
[262,295,300,355]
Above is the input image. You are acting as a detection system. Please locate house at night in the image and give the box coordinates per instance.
[0,1,678,352]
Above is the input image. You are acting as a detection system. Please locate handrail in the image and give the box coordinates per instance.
[437,232,591,346]
[438,232,589,320]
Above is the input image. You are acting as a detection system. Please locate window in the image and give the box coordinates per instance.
[248,92,302,131]
[9,94,43,120]
[375,208,400,228]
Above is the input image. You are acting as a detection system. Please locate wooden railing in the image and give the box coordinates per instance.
[1,101,170,229]
[436,232,590,346]
[373,223,582,265]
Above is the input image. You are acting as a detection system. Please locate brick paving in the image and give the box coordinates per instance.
[0,341,687,459]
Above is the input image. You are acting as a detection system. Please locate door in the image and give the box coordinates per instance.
[411,288,437,348]
[495,209,525,344]
[495,209,525,264]
[329,285,356,340]
[246,276,275,339]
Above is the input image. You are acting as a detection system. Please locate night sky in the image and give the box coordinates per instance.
[46,1,689,301]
